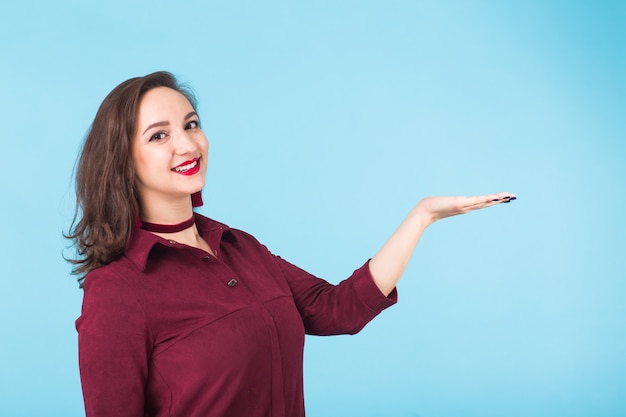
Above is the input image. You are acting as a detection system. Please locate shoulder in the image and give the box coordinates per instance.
[82,256,141,294]
[78,258,150,328]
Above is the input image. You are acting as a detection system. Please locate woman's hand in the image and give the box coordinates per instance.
[415,192,517,226]
[369,191,516,296]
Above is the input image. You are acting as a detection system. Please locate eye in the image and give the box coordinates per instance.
[185,120,200,130]
[149,132,167,142]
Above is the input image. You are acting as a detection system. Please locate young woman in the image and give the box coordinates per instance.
[68,71,516,417]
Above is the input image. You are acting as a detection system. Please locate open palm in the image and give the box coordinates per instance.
[416,192,517,224]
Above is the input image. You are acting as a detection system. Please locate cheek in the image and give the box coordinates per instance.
[131,151,153,184]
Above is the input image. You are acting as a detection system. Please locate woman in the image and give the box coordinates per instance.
[68,71,515,417]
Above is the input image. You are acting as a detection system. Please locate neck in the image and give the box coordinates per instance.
[138,195,195,226]
[144,218,213,256]
[141,215,195,233]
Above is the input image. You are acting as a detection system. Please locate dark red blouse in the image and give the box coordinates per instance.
[76,214,397,417]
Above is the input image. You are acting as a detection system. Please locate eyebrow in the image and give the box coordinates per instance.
[142,112,199,135]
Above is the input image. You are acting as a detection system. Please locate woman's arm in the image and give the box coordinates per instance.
[77,270,151,417]
[369,192,516,296]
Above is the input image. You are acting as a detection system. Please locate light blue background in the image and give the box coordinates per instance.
[1,1,625,416]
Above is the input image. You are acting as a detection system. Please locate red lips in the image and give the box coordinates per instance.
[171,158,200,176]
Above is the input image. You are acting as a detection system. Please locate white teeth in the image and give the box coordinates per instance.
[173,160,198,172]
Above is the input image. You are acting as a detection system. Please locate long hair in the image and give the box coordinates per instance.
[66,71,197,286]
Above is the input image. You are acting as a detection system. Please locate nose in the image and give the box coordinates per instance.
[172,129,198,155]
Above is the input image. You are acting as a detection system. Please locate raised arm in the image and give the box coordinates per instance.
[369,192,516,296]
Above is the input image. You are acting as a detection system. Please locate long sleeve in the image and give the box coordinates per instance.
[76,269,153,417]
[274,256,397,336]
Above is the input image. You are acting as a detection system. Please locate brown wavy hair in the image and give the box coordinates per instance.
[66,71,197,286]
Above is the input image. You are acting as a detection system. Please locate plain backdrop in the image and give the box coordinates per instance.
[1,1,625,416]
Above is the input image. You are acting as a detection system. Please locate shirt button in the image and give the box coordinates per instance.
[202,256,211,262]
[168,239,176,244]
[227,279,237,287]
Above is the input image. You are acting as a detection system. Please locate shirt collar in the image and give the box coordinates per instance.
[125,213,235,271]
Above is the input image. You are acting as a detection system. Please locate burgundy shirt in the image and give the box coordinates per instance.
[76,214,397,417]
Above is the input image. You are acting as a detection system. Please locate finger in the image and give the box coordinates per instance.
[452,196,493,214]
[465,192,516,211]
[490,192,517,204]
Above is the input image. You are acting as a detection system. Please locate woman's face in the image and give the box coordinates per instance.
[132,87,208,209]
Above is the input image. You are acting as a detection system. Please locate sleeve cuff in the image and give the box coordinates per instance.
[351,260,398,312]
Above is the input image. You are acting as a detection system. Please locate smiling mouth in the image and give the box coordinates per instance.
[172,159,199,173]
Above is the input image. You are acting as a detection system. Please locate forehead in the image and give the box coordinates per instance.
[137,87,194,123]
